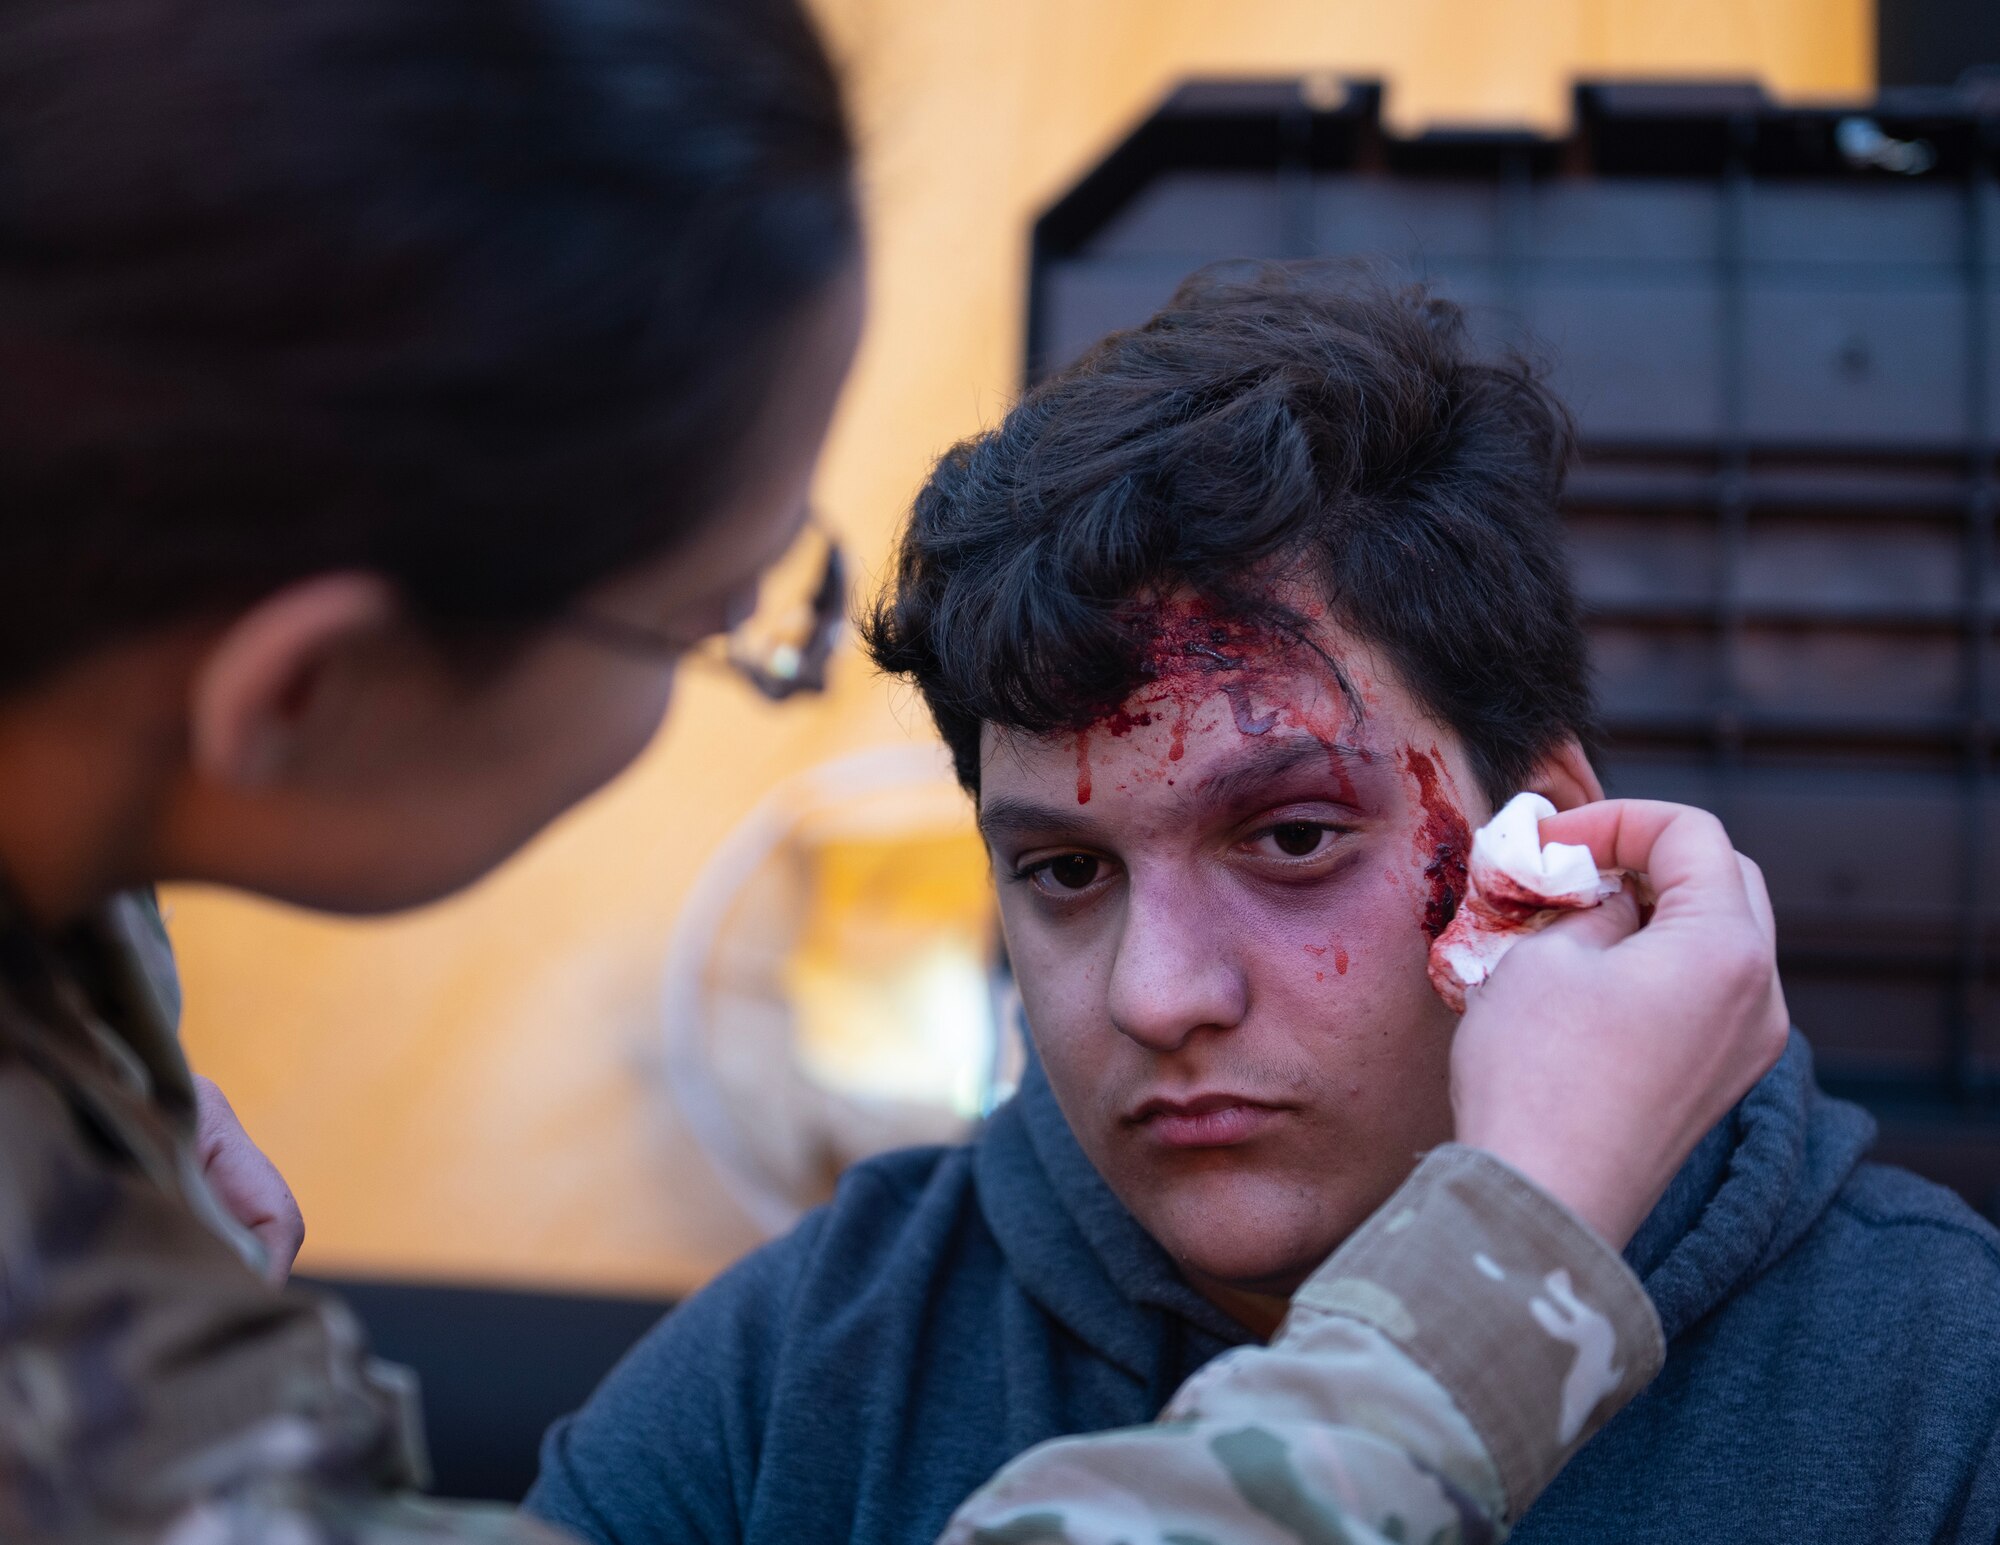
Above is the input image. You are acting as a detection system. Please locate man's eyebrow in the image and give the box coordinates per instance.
[977,737,1371,843]
[976,797,1099,845]
[1191,735,1373,811]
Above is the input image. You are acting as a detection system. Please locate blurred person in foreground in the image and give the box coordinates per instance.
[529,266,2000,1545]
[0,1,1787,1540]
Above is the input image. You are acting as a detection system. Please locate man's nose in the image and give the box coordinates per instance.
[1104,878,1248,1054]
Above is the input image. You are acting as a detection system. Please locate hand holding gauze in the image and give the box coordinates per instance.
[1429,792,1625,1013]
[1447,798,1791,1249]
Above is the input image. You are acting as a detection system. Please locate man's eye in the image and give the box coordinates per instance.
[1250,821,1349,863]
[1012,851,1113,901]
[1270,822,1328,857]
[1042,854,1101,891]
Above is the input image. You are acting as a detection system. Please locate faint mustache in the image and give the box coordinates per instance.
[1116,1066,1314,1126]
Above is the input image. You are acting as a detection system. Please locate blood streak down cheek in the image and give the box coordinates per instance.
[1403,745,1471,939]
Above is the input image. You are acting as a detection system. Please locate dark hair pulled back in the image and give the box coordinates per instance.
[0,0,857,691]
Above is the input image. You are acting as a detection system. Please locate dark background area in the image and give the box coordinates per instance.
[311,1276,674,1504]
[1880,0,2000,88]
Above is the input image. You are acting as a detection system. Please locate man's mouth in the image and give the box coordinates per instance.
[1126,1092,1287,1149]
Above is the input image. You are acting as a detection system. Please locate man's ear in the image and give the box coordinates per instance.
[1521,736,1605,812]
[188,574,400,789]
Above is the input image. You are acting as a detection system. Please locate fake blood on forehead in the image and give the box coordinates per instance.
[1076,709,1160,803]
[1403,745,1471,939]
[1072,601,1361,803]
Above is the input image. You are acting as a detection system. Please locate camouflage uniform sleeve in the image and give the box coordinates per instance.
[0,891,583,1545]
[939,1145,1665,1545]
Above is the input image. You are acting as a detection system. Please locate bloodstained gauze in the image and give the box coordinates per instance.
[1403,745,1471,939]
[1428,793,1620,1011]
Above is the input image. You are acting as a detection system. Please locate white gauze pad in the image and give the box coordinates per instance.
[1427,791,1623,1013]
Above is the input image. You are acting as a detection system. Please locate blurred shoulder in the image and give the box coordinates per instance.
[1836,1160,2000,1263]
[786,1140,986,1292]
[827,1139,973,1218]
[1814,1160,2000,1327]
[524,1142,980,1512]
[655,1140,976,1337]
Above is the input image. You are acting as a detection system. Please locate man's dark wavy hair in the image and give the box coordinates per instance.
[862,261,1598,807]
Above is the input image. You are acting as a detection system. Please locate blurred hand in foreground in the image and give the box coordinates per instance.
[194,1074,305,1284]
[1451,798,1791,1251]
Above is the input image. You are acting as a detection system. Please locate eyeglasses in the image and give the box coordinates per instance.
[563,519,847,702]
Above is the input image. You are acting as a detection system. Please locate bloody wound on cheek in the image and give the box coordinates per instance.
[1403,745,1470,939]
[1305,938,1352,979]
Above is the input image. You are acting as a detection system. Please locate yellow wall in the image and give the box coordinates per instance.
[168,0,1872,1297]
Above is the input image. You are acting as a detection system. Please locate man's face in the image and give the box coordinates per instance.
[979,600,1493,1311]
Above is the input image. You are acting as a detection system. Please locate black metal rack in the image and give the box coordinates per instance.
[1027,77,2000,1212]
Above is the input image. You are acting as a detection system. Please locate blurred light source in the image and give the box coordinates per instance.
[657,746,1018,1234]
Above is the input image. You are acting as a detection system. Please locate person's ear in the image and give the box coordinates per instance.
[188,574,400,789]
[1521,736,1604,812]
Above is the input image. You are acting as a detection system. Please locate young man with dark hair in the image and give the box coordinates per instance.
[530,265,2000,1543]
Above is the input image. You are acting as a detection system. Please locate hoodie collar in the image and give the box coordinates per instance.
[974,1057,1255,1378]
[1624,1030,1875,1343]
[979,1031,1873,1362]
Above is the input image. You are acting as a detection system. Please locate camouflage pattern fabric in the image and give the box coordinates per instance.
[0,886,572,1544]
[943,1146,1666,1545]
[0,885,1662,1544]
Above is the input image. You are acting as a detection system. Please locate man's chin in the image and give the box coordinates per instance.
[1177,1248,1324,1298]
[1137,1177,1354,1296]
